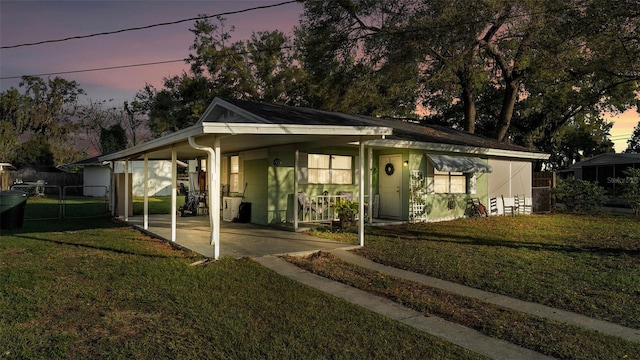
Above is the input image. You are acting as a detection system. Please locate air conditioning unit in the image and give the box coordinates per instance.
[222,197,242,221]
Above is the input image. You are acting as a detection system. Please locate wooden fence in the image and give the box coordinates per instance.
[532,172,555,213]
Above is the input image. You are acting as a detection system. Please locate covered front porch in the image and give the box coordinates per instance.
[125,214,353,258]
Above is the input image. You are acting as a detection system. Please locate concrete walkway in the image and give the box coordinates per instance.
[255,249,640,360]
[329,248,640,344]
[255,254,553,360]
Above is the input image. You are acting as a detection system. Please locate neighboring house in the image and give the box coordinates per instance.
[559,153,640,195]
[74,156,187,197]
[100,97,549,259]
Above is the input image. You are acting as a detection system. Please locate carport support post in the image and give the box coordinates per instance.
[359,139,365,247]
[294,149,299,231]
[213,137,221,259]
[171,147,177,242]
[124,160,129,222]
[143,153,149,230]
[368,146,373,225]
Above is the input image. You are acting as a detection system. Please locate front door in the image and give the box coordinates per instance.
[378,154,402,219]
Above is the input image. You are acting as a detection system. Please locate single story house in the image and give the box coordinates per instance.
[74,156,187,197]
[558,153,640,196]
[100,97,549,259]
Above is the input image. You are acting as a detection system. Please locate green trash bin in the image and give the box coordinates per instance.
[0,190,28,230]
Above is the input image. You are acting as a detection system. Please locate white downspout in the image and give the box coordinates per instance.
[188,136,219,259]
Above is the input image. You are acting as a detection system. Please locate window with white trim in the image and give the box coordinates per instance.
[434,170,466,193]
[229,155,243,192]
[308,154,352,184]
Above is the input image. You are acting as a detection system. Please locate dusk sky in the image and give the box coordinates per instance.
[1,0,637,152]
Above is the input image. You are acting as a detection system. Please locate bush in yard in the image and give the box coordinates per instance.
[620,168,640,216]
[555,178,605,212]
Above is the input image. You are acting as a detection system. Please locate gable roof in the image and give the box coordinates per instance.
[101,97,392,162]
[219,97,547,158]
[101,97,548,162]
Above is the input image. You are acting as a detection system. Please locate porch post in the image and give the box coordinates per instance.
[124,160,129,222]
[294,149,299,231]
[368,146,373,224]
[213,137,221,259]
[359,139,365,247]
[143,153,149,230]
[109,161,115,216]
[171,147,177,242]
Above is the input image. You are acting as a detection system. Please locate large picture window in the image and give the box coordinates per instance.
[308,154,352,184]
[434,170,466,193]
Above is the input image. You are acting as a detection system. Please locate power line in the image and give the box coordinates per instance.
[0,59,187,80]
[0,0,297,49]
[0,45,297,80]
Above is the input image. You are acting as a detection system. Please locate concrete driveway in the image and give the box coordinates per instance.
[125,214,353,258]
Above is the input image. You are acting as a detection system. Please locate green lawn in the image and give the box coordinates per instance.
[0,218,479,359]
[299,212,640,359]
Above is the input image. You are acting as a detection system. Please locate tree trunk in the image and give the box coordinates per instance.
[494,78,519,141]
[462,84,476,134]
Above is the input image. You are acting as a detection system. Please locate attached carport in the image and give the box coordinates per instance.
[127,214,353,258]
[99,98,392,259]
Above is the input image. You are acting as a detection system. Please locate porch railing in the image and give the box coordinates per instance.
[297,193,365,223]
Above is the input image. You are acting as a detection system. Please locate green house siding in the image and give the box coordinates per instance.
[251,146,492,225]
[242,158,269,225]
[266,152,295,225]
[409,150,490,222]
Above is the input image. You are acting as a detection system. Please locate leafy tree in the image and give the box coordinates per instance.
[3,76,84,138]
[298,0,640,144]
[12,134,54,168]
[296,0,419,117]
[122,100,150,146]
[100,124,128,155]
[77,99,118,155]
[626,121,640,153]
[138,17,309,137]
[1,76,85,165]
[0,121,18,162]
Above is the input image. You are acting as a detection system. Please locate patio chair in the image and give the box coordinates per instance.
[518,194,532,214]
[297,192,324,221]
[489,197,498,216]
[501,195,517,216]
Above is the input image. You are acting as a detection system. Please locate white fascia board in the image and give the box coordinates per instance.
[201,122,393,136]
[99,124,204,161]
[364,139,550,160]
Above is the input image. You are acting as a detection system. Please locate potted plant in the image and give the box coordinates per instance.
[335,200,358,230]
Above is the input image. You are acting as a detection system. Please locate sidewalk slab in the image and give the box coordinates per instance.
[255,255,553,360]
[330,248,640,343]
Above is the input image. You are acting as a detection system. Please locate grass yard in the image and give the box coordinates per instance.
[300,212,640,358]
[0,218,479,359]
[133,196,185,215]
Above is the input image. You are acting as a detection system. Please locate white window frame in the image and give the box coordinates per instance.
[433,170,466,194]
[229,155,243,193]
[307,154,353,185]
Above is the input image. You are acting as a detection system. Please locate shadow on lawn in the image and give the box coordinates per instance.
[373,228,640,256]
[11,233,185,259]
[7,216,124,234]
